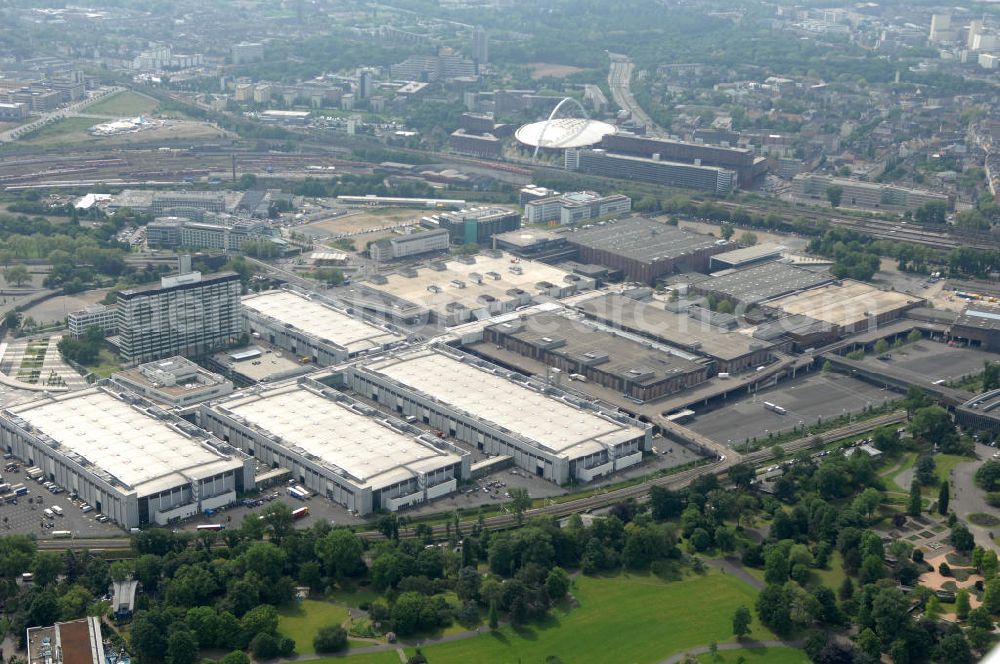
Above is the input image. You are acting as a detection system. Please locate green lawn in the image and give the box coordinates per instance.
[277,599,350,655]
[695,646,809,663]
[933,454,968,486]
[812,551,847,591]
[403,570,775,664]
[19,117,96,143]
[317,651,400,664]
[87,91,160,117]
[85,349,122,379]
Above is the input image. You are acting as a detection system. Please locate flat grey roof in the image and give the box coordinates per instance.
[242,290,403,354]
[487,311,707,384]
[7,388,242,497]
[218,383,460,491]
[362,348,646,459]
[710,242,785,266]
[695,262,833,304]
[565,218,724,264]
[575,293,771,361]
[953,304,1000,332]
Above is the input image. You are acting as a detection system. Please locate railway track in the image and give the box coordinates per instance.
[711,200,997,252]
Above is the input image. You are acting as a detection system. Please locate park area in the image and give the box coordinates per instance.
[86,90,160,117]
[398,570,779,664]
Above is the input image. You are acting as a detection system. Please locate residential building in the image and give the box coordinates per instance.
[232,42,264,65]
[791,174,950,211]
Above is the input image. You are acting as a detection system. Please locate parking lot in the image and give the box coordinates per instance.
[0,467,123,538]
[862,341,997,385]
[688,372,896,447]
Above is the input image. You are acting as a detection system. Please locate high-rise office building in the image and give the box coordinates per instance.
[358,71,373,99]
[473,26,489,65]
[116,270,243,366]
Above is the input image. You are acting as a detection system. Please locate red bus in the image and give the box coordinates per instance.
[292,506,310,520]
[196,524,225,531]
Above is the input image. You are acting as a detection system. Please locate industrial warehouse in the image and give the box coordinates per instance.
[472,310,712,402]
[199,379,468,515]
[0,388,253,529]
[335,346,652,484]
[564,218,731,284]
[241,289,406,365]
[573,293,775,374]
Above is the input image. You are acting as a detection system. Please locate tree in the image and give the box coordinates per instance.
[240,604,279,640]
[975,460,1000,491]
[545,566,570,601]
[938,482,949,515]
[914,200,948,225]
[871,426,900,455]
[915,454,938,487]
[4,310,21,330]
[31,552,62,587]
[909,406,956,449]
[488,600,498,629]
[826,185,843,208]
[721,223,735,240]
[738,231,758,246]
[315,529,363,578]
[907,329,922,344]
[508,487,531,525]
[950,522,975,552]
[732,606,752,638]
[984,361,1000,391]
[956,589,971,621]
[166,627,199,664]
[3,264,30,287]
[874,339,889,355]
[313,625,348,653]
[218,653,251,664]
[908,478,922,516]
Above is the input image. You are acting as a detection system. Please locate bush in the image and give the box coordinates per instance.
[314,625,348,654]
[939,562,951,577]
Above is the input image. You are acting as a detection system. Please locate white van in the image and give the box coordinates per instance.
[42,508,53,518]
[50,506,63,516]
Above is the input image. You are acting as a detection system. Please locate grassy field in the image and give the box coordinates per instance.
[85,349,122,379]
[87,91,160,117]
[402,570,776,664]
[18,117,96,144]
[695,646,810,663]
[812,551,848,591]
[277,599,350,655]
[316,651,400,664]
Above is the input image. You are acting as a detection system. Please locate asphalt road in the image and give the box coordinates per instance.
[951,443,999,553]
